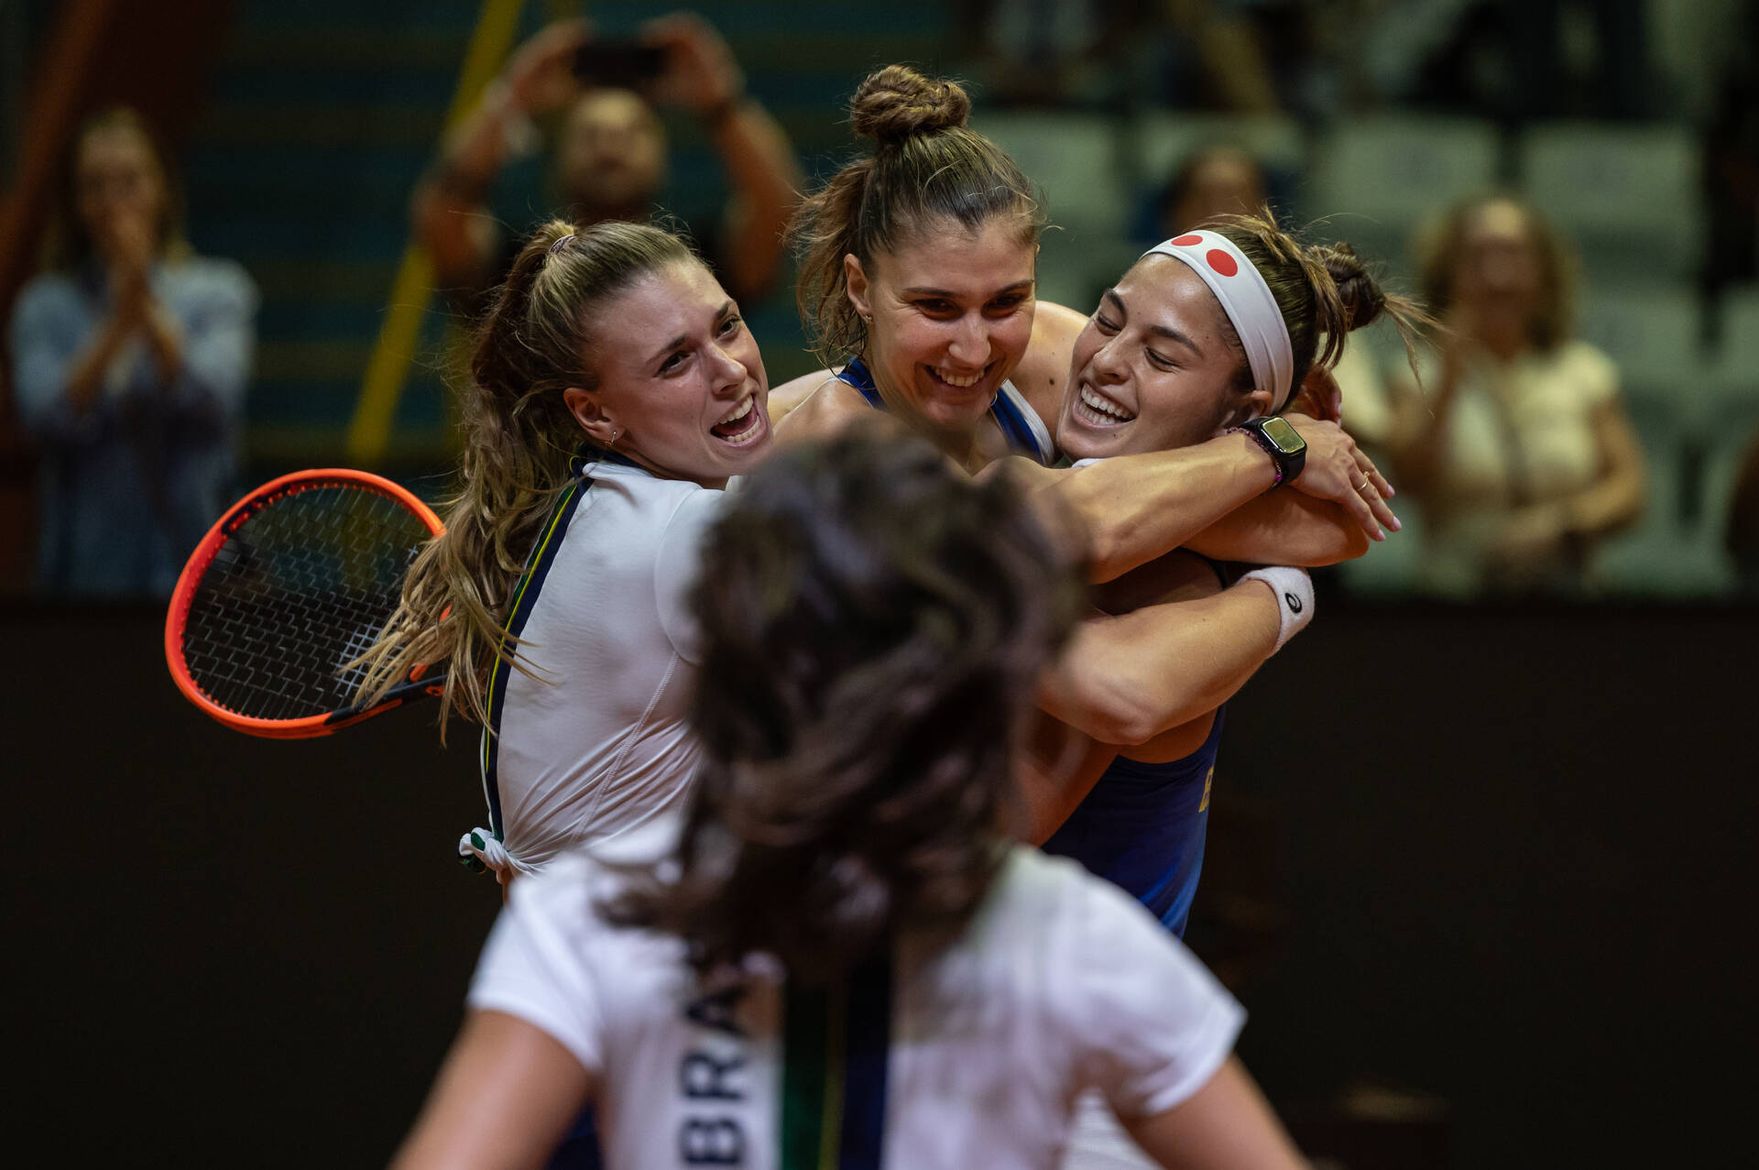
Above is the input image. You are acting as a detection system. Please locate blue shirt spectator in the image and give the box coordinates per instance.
[8,107,256,598]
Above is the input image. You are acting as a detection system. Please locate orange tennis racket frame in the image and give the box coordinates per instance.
[165,469,446,739]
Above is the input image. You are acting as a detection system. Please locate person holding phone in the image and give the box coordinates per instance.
[412,15,801,312]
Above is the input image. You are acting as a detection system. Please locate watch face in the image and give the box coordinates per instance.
[1260,415,1304,455]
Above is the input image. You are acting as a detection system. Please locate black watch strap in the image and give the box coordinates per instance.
[1234,417,1306,486]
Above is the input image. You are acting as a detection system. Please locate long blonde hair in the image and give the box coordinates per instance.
[354,219,696,734]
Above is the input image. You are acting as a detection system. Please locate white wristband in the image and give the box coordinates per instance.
[1239,566,1314,652]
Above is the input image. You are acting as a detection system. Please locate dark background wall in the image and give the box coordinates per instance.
[7,602,1755,1167]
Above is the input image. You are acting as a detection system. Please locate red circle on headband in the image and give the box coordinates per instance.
[1170,233,1203,247]
[1206,249,1238,277]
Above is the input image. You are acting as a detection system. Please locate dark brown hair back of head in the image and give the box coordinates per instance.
[790,65,1047,364]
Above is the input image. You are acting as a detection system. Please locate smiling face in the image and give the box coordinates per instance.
[75,123,167,260]
[564,259,770,487]
[1057,254,1272,459]
[845,215,1037,435]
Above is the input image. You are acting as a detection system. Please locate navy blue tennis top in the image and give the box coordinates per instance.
[1043,707,1227,939]
[832,357,1057,465]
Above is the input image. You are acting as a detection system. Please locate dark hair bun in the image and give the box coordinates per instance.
[1313,242,1387,332]
[850,65,971,146]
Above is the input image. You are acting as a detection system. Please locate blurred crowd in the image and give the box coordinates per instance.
[2,0,1755,601]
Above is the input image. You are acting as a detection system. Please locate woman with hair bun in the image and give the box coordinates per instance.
[392,430,1308,1170]
[775,65,1398,577]
[1028,208,1429,1170]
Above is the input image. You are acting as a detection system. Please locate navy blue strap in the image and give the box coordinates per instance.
[835,356,1047,462]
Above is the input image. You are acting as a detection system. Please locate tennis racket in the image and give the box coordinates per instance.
[165,469,446,738]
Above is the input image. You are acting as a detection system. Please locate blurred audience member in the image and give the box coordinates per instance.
[1151,0,1329,116]
[1728,432,1759,595]
[1362,0,1652,122]
[411,16,800,314]
[8,107,256,598]
[1387,195,1645,597]
[1154,144,1269,239]
[950,0,1135,108]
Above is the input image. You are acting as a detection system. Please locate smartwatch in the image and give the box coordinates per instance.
[1234,416,1306,486]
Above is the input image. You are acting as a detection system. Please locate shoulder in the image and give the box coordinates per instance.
[768,368,842,423]
[1013,300,1090,422]
[1555,339,1620,402]
[773,370,873,443]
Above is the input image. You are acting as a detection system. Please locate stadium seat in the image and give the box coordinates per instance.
[1304,116,1501,275]
[973,110,1128,241]
[1574,287,1710,422]
[1518,123,1703,284]
[1714,284,1759,393]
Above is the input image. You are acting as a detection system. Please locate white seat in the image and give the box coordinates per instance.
[1519,123,1702,282]
[1305,116,1500,271]
[1574,288,1711,420]
[1714,285,1759,395]
[972,111,1127,242]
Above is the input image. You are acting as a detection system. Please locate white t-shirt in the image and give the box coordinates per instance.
[467,458,724,876]
[1404,340,1620,594]
[469,843,1245,1169]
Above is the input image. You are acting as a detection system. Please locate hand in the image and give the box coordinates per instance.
[1283,413,1399,541]
[1485,503,1571,572]
[502,19,590,116]
[1286,365,1342,424]
[641,12,742,114]
[107,208,155,317]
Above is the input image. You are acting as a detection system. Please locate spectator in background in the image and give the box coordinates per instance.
[8,107,256,598]
[1386,194,1645,597]
[1153,144,1269,240]
[412,16,801,314]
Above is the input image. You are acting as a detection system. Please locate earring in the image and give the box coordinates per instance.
[608,428,619,448]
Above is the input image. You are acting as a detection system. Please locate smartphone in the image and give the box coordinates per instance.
[571,40,667,89]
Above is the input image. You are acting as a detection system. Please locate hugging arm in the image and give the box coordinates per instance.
[1006,416,1396,582]
[1037,580,1280,748]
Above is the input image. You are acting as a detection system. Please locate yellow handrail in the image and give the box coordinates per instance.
[346,0,526,466]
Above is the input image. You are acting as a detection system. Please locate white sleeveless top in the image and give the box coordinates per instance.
[461,456,723,877]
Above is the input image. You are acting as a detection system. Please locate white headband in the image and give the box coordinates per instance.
[1143,231,1295,412]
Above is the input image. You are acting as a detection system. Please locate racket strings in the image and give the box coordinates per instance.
[180,485,431,721]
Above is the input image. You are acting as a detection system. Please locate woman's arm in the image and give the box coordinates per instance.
[1566,397,1646,538]
[391,1009,594,1170]
[1007,416,1394,582]
[1124,1056,1308,1170]
[160,263,257,438]
[1037,574,1285,748]
[411,22,589,291]
[1183,491,1372,566]
[641,14,802,303]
